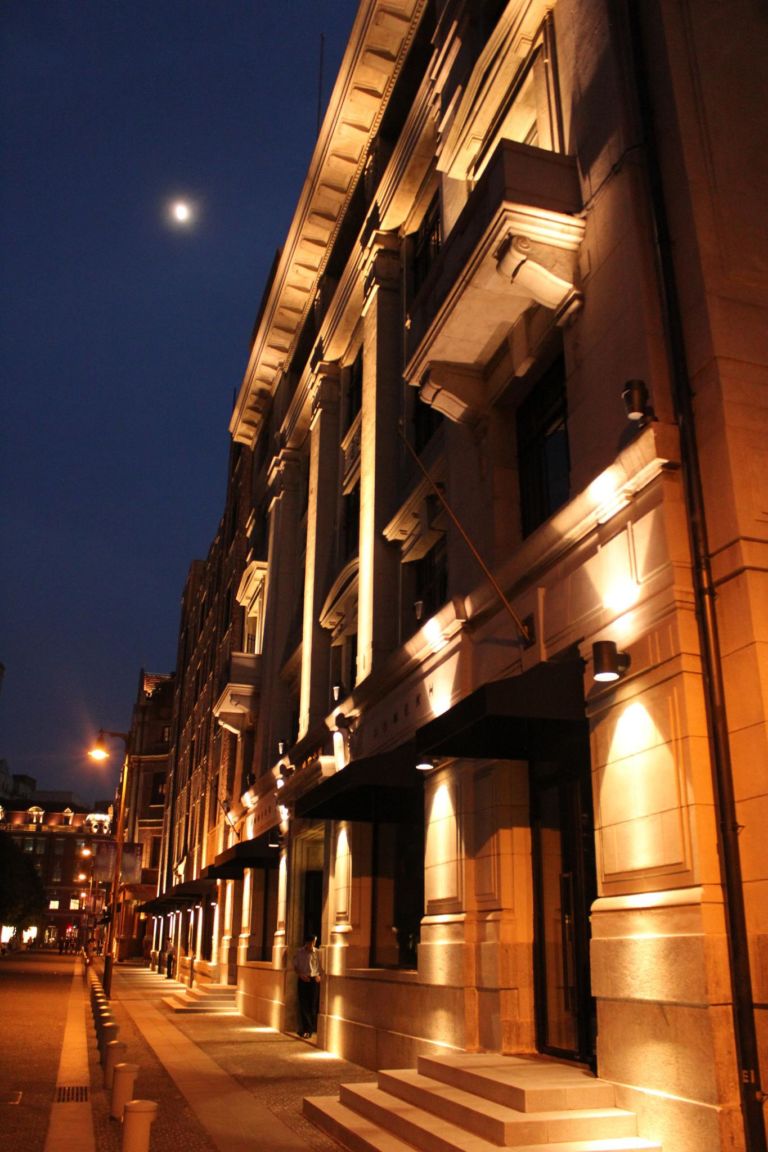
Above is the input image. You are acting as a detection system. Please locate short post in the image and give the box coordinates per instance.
[122,1100,158,1152]
[101,1021,119,1063]
[104,1040,128,1088]
[96,1012,115,1055]
[110,1062,139,1121]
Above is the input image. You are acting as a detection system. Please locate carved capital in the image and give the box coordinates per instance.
[362,230,401,302]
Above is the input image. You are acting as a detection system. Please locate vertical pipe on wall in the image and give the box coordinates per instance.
[624,5,766,1148]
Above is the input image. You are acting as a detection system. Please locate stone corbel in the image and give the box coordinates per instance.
[419,361,486,425]
[496,235,582,325]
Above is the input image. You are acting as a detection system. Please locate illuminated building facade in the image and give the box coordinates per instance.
[0,781,112,951]
[156,2,767,1149]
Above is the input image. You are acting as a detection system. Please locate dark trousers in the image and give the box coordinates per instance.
[297,978,319,1035]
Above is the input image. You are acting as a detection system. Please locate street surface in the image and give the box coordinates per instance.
[0,951,75,1152]
[0,950,374,1151]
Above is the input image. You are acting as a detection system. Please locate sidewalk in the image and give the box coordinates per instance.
[83,962,371,1151]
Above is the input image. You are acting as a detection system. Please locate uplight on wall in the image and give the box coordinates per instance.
[592,640,631,682]
[416,757,437,772]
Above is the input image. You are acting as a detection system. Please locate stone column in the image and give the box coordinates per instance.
[255,448,303,773]
[358,231,402,682]
[299,363,341,739]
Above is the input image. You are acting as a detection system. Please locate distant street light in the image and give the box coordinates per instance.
[88,728,130,997]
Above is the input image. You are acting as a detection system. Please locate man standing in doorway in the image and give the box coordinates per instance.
[293,934,321,1038]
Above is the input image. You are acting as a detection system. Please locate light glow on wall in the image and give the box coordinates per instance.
[601,699,680,875]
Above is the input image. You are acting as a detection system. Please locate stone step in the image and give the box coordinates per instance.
[305,1096,422,1152]
[161,992,238,1014]
[341,1082,641,1151]
[186,985,237,1001]
[418,1053,617,1113]
[307,1090,661,1152]
[378,1069,637,1146]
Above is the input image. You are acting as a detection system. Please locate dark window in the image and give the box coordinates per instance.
[341,485,360,562]
[370,819,424,969]
[412,396,443,455]
[345,350,363,432]
[250,864,279,962]
[413,534,448,623]
[517,355,569,537]
[150,773,165,807]
[412,193,442,295]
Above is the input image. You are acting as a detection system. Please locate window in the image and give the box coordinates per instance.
[149,837,162,869]
[370,819,424,968]
[249,864,280,962]
[69,897,80,912]
[412,193,441,295]
[49,898,60,910]
[341,484,360,563]
[413,534,448,624]
[412,396,443,455]
[344,350,363,433]
[517,355,569,537]
[150,772,165,807]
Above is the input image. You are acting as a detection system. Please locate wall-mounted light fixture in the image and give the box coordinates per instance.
[622,379,651,423]
[414,599,424,622]
[332,682,344,704]
[277,739,286,757]
[334,711,354,731]
[592,640,631,682]
[415,756,438,772]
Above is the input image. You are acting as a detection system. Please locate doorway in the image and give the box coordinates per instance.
[531,757,596,1065]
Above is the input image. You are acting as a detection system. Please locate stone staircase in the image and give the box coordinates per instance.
[162,982,239,1014]
[305,1052,661,1152]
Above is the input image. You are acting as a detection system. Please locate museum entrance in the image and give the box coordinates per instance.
[530,757,596,1066]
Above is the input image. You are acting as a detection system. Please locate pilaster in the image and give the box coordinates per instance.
[300,364,341,738]
[358,231,402,682]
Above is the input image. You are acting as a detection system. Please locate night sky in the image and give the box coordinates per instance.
[1,0,359,802]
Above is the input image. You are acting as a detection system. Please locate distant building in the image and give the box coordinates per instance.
[1,786,112,950]
[151,3,768,1151]
[112,669,174,961]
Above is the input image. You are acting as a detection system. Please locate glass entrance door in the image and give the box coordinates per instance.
[531,759,596,1065]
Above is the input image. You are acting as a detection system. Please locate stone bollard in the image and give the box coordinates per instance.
[100,1021,120,1064]
[96,1012,115,1054]
[104,1040,128,1089]
[122,1100,158,1152]
[110,1062,139,1121]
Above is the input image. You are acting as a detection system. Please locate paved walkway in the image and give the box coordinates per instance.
[43,958,372,1152]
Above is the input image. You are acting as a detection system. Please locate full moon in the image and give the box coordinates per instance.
[171,200,192,223]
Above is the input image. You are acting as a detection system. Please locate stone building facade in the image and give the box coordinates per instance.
[153,3,768,1150]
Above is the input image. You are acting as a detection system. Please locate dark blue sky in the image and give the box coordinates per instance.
[1,0,359,801]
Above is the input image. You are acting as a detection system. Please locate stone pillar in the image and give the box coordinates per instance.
[358,231,402,682]
[299,363,341,738]
[256,448,304,771]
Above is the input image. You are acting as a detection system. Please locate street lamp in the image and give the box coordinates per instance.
[88,728,129,996]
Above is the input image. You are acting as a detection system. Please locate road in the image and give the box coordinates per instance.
[0,951,77,1152]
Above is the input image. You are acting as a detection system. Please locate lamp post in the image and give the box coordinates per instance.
[88,728,130,997]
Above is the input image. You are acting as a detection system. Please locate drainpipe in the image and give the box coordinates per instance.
[625,6,766,1150]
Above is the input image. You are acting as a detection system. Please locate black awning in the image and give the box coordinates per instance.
[415,660,588,762]
[140,876,216,913]
[209,834,278,879]
[294,741,422,822]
